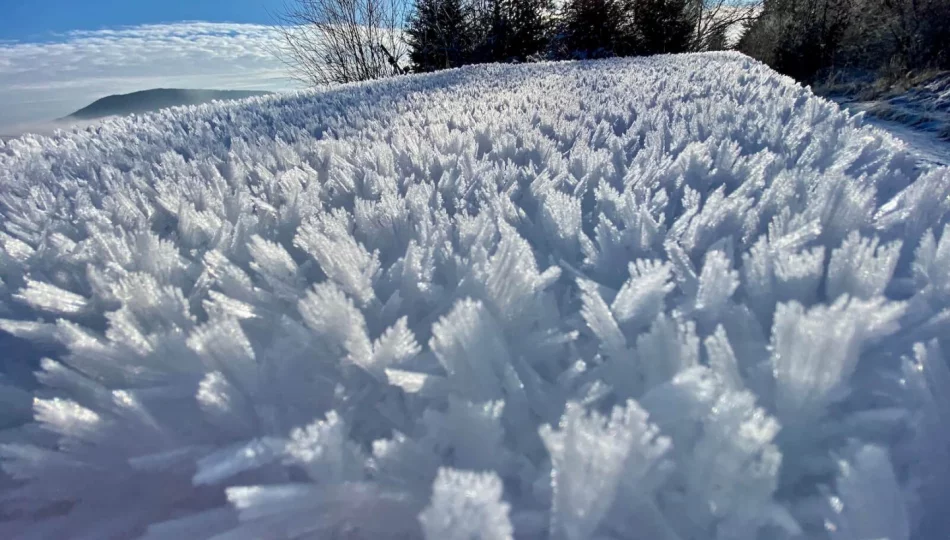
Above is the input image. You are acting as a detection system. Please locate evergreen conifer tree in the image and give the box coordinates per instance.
[407,0,473,72]
[560,0,636,58]
[632,0,693,55]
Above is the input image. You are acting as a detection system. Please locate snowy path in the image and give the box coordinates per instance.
[838,99,950,168]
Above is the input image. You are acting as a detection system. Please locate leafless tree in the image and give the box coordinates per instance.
[277,0,409,86]
[739,0,857,79]
[880,0,950,68]
[688,0,761,51]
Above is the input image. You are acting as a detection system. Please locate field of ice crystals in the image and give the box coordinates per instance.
[1,52,949,540]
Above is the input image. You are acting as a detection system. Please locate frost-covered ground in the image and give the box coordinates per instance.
[1,52,950,540]
[859,72,950,140]
[840,102,950,168]
[830,71,950,167]
[857,111,950,168]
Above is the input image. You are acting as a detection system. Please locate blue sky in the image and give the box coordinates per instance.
[0,2,302,133]
[0,0,280,41]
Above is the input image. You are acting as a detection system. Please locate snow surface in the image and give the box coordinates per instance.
[844,102,950,168]
[830,71,950,168]
[862,72,950,141]
[1,52,950,539]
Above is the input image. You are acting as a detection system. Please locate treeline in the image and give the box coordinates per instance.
[404,0,950,82]
[405,0,751,72]
[739,0,950,81]
[277,0,949,88]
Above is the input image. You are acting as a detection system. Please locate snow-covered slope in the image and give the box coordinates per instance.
[831,71,950,167]
[862,72,950,140]
[1,52,949,540]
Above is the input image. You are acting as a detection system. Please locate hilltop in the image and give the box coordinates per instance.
[65,88,273,120]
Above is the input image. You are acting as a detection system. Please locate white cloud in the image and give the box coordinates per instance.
[0,22,303,134]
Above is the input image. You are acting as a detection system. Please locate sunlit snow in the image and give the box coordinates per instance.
[1,52,949,539]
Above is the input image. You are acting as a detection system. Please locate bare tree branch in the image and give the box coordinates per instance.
[276,0,409,86]
[689,0,762,51]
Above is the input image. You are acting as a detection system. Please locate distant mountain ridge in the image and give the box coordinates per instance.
[66,88,273,120]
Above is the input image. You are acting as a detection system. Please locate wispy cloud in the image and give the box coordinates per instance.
[0,22,301,134]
